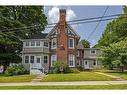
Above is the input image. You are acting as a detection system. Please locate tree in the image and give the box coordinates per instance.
[0,6,47,73]
[101,37,127,72]
[81,39,90,48]
[96,6,127,48]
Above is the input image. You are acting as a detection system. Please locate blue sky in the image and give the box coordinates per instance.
[44,6,123,47]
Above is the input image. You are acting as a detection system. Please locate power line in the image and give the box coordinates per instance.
[87,6,110,40]
[1,12,126,32]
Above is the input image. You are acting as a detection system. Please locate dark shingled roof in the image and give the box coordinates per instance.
[77,42,84,49]
[28,32,48,39]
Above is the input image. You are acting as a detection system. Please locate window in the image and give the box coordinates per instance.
[30,56,34,63]
[36,56,41,63]
[25,42,29,46]
[44,56,48,64]
[51,38,57,49]
[44,42,48,47]
[68,54,75,67]
[31,41,35,46]
[51,55,57,66]
[90,50,96,54]
[69,38,74,48]
[36,41,40,46]
[25,56,29,63]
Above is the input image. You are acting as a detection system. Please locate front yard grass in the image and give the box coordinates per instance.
[1,84,127,89]
[0,75,36,83]
[42,72,113,82]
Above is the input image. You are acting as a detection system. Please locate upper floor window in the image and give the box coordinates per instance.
[31,41,35,46]
[25,42,30,46]
[36,41,40,46]
[68,54,75,67]
[51,38,57,49]
[44,42,48,48]
[69,38,74,48]
[90,50,96,54]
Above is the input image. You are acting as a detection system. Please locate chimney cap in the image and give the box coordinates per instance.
[60,9,66,13]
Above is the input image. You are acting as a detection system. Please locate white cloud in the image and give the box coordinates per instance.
[48,6,76,23]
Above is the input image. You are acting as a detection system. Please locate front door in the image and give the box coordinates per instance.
[30,56,42,69]
[84,60,89,69]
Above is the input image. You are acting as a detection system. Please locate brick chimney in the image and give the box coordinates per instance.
[59,9,66,25]
[57,9,68,64]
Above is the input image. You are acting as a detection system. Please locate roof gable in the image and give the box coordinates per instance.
[47,22,80,39]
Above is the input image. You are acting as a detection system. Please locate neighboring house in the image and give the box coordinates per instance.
[83,48,101,69]
[22,9,101,74]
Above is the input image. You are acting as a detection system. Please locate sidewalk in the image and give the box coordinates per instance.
[1,81,127,86]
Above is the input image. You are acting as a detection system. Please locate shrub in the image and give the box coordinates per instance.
[5,64,29,76]
[77,66,84,71]
[51,61,70,74]
[70,68,80,73]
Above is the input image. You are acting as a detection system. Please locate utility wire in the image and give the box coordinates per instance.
[87,6,110,40]
[1,12,126,32]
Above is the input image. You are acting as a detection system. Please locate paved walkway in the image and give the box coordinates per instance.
[95,72,124,81]
[1,81,127,86]
[31,74,45,82]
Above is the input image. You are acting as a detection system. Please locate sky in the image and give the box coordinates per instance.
[44,6,123,47]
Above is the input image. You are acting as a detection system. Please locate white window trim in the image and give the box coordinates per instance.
[43,55,48,64]
[69,38,74,49]
[68,54,75,67]
[24,41,41,48]
[51,55,57,67]
[90,49,96,54]
[36,41,41,47]
[25,56,29,64]
[51,38,57,49]
[43,41,49,48]
[30,56,35,64]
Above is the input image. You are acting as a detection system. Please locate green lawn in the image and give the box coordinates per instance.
[1,84,127,89]
[42,72,113,82]
[0,75,36,83]
[103,70,127,80]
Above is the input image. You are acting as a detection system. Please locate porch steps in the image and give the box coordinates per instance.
[30,69,43,75]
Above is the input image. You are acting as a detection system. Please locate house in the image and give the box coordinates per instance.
[22,9,101,74]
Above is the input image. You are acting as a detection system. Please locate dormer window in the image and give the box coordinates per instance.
[69,38,74,48]
[51,38,57,49]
